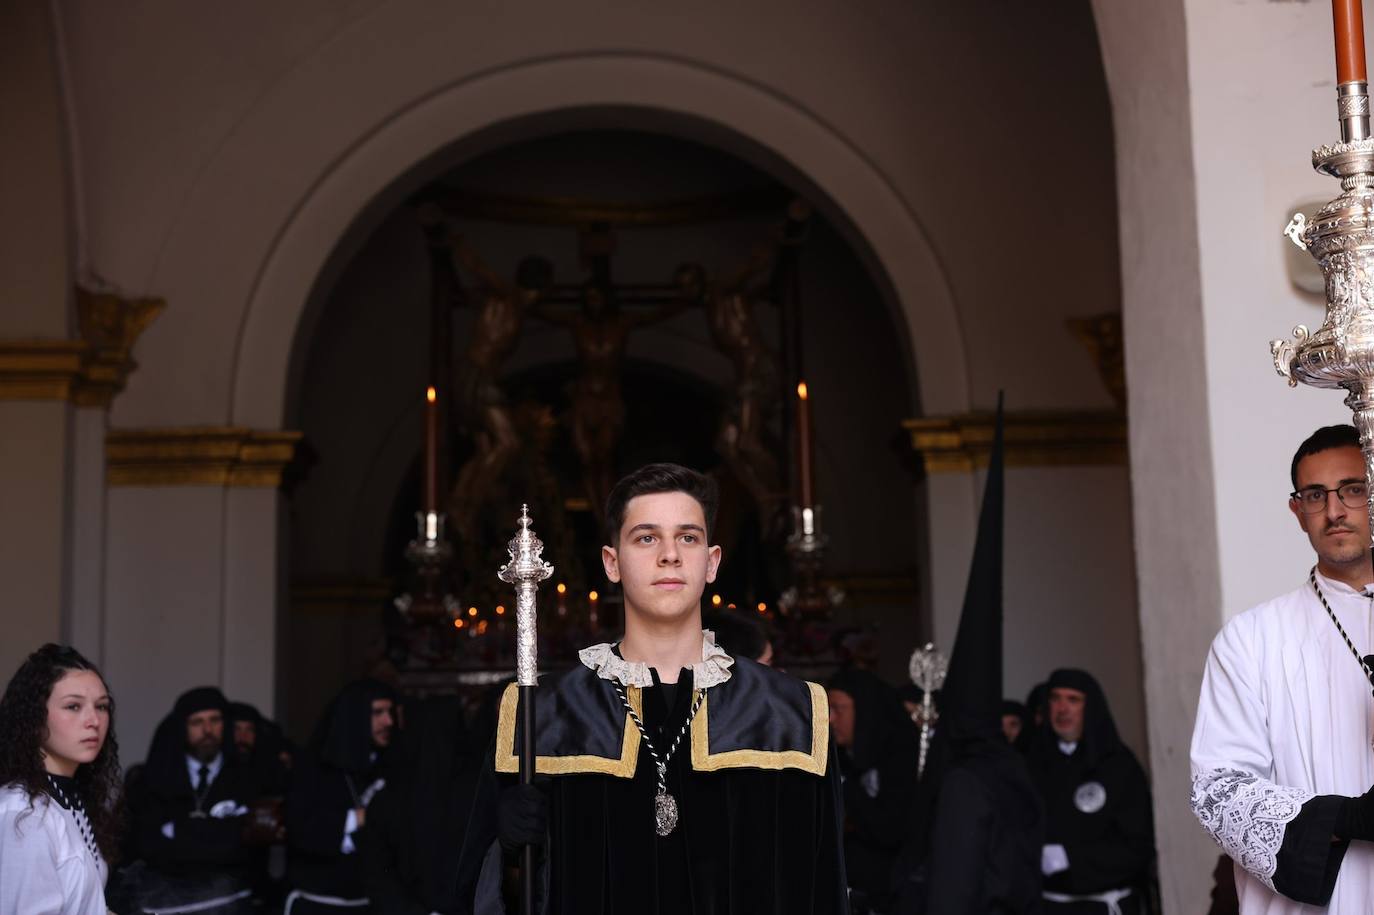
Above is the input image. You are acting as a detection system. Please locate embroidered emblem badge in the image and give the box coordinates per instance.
[1074,781,1107,814]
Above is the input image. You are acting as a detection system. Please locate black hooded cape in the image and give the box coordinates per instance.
[359,696,480,914]
[1026,668,1154,911]
[456,654,848,915]
[287,678,396,898]
[226,701,292,796]
[826,666,921,912]
[126,687,261,897]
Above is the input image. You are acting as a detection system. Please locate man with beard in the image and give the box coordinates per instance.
[127,686,261,913]
[458,463,848,914]
[1028,669,1154,913]
[1191,424,1374,912]
[226,701,291,796]
[286,678,396,912]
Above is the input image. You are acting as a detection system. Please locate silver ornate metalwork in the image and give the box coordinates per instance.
[498,505,555,687]
[908,642,948,779]
[1273,77,1374,539]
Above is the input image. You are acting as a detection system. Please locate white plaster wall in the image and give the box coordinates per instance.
[0,403,72,682]
[67,407,107,664]
[103,487,227,762]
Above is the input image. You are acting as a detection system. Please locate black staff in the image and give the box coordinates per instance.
[498,505,554,915]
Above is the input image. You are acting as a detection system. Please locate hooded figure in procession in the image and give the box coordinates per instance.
[892,398,1045,915]
[827,666,921,913]
[126,686,261,913]
[286,678,397,910]
[360,695,481,915]
[1027,668,1154,913]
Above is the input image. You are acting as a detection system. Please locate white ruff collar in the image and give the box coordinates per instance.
[578,629,734,689]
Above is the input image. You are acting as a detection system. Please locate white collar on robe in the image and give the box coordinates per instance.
[579,629,734,688]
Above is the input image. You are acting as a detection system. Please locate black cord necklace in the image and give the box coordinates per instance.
[1309,566,1374,698]
[613,682,705,837]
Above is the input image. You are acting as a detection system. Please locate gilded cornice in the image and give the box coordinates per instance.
[902,410,1127,473]
[1066,313,1126,411]
[106,426,304,487]
[0,287,164,406]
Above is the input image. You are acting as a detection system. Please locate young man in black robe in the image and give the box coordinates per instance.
[1026,668,1154,914]
[286,678,396,911]
[125,686,261,913]
[459,463,848,914]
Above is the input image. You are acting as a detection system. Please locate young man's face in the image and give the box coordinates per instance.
[602,491,721,626]
[1290,445,1371,570]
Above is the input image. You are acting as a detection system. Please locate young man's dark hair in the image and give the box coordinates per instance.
[1291,424,1360,490]
[603,461,719,545]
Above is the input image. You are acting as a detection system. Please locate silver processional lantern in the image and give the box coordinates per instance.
[1272,1,1374,533]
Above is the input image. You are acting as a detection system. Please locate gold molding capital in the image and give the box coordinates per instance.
[107,426,305,488]
[0,286,164,406]
[1066,313,1125,411]
[902,410,1127,474]
[74,286,165,407]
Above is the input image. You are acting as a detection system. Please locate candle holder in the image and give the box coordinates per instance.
[779,504,844,617]
[1271,75,1374,531]
[394,510,457,623]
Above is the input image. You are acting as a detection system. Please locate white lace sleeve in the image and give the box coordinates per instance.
[1191,767,1314,890]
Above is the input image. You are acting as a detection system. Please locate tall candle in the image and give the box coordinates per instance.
[797,381,814,508]
[423,385,438,512]
[1334,0,1368,84]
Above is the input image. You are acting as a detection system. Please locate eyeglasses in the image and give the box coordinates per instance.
[1290,482,1370,513]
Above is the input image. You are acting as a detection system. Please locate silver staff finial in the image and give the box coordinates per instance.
[498,505,554,686]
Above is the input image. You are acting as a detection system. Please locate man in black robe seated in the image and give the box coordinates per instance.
[827,667,920,914]
[458,463,848,914]
[286,678,396,912]
[1027,668,1154,914]
[127,686,261,913]
[227,701,292,796]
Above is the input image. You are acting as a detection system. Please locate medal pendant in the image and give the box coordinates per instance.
[654,789,679,837]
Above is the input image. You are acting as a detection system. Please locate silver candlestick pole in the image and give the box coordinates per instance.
[908,642,948,779]
[496,504,553,915]
[1271,72,1374,538]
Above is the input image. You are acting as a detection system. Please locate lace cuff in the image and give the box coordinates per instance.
[1191,767,1314,890]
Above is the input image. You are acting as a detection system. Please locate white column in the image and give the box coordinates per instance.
[222,487,282,718]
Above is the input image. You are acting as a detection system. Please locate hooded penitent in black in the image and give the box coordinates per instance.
[892,398,1045,915]
[1027,668,1154,913]
[827,666,921,913]
[359,696,480,915]
[226,701,291,796]
[287,678,397,901]
[125,686,261,910]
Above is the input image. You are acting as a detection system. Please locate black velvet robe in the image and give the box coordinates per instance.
[457,656,848,915]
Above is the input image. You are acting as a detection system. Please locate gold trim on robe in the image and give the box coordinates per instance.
[689,680,829,775]
[494,681,643,777]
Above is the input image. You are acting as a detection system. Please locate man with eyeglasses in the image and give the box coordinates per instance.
[1191,424,1374,913]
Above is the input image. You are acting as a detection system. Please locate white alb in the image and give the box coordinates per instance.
[1191,570,1374,913]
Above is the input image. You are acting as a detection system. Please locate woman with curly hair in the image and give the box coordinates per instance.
[0,643,122,914]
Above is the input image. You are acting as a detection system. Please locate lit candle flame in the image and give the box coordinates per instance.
[557,583,567,595]
[495,605,506,615]
[467,606,477,617]
[797,381,809,400]
[589,590,599,602]
[711,594,722,607]
[426,386,436,403]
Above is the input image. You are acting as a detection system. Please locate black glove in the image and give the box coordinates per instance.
[497,783,548,851]
[1334,784,1374,841]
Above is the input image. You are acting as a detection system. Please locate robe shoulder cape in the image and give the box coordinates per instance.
[459,657,848,915]
[492,654,829,777]
[1191,573,1374,913]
